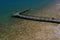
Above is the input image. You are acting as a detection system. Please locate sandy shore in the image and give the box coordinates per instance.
[1,0,60,40]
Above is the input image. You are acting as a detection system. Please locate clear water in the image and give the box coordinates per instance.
[0,0,54,24]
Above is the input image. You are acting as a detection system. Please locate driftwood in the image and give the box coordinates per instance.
[12,9,60,24]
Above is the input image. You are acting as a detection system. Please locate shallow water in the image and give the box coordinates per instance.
[0,0,59,40]
[0,0,54,24]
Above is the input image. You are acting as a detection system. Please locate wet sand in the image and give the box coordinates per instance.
[1,0,60,40]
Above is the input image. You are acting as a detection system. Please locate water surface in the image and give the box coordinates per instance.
[0,0,54,24]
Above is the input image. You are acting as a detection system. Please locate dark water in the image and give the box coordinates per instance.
[0,0,54,24]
